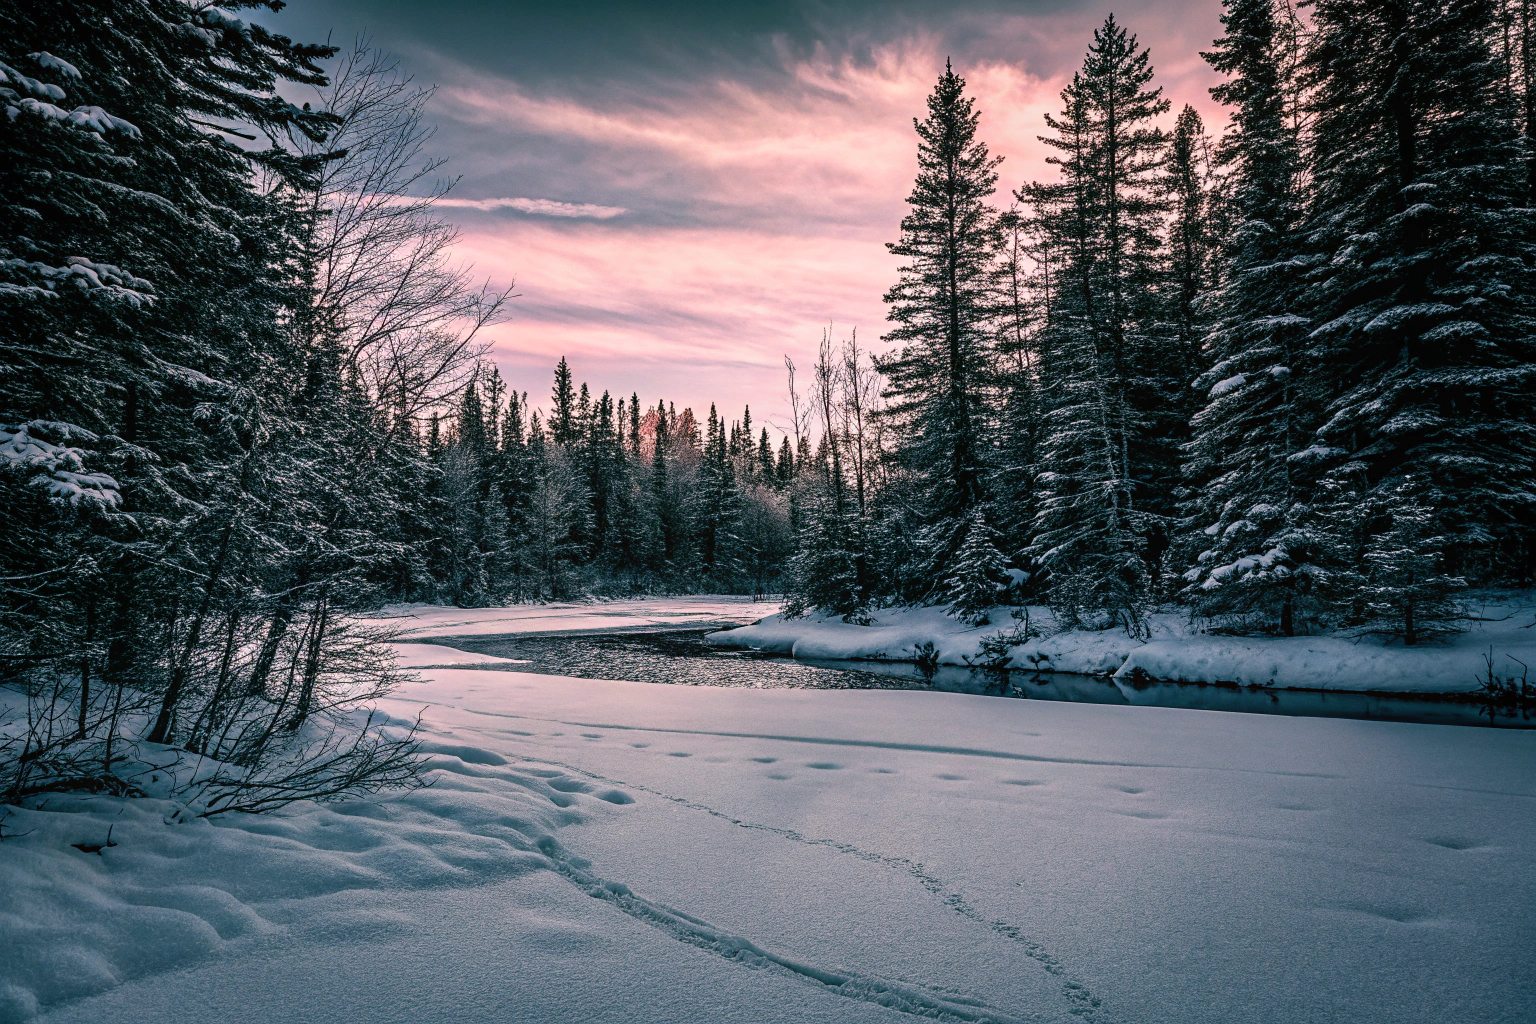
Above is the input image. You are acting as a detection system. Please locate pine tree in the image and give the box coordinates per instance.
[1181,0,1322,634]
[695,405,743,579]
[651,399,674,562]
[776,435,795,484]
[1358,484,1466,645]
[1023,15,1169,633]
[879,61,1004,592]
[1164,105,1213,375]
[1299,0,1536,583]
[783,487,865,621]
[945,509,1009,625]
[757,428,775,480]
[628,391,642,458]
[550,356,576,446]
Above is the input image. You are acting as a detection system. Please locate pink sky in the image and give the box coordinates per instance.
[280,2,1231,437]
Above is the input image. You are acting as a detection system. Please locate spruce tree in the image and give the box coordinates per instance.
[550,356,576,446]
[1358,483,1466,645]
[879,61,1003,592]
[1299,0,1536,583]
[1181,0,1324,634]
[776,435,795,484]
[1023,15,1169,633]
[1164,105,1213,374]
[945,509,1009,625]
[695,405,743,579]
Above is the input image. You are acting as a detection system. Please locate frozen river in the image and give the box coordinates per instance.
[426,626,1531,729]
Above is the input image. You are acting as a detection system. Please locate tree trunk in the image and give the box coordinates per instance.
[287,591,330,730]
[147,519,236,744]
[77,601,94,739]
[247,597,295,697]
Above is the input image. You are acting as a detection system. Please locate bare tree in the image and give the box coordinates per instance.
[289,39,514,421]
[839,329,882,515]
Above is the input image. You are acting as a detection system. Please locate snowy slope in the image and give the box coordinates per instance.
[5,630,1534,1024]
[710,598,1536,694]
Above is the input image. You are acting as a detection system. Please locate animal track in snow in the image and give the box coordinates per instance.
[515,752,1118,1024]
[536,835,1053,1024]
[1425,836,1488,851]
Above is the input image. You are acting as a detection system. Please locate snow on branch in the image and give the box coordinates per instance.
[0,257,155,305]
[0,422,121,506]
[27,52,81,81]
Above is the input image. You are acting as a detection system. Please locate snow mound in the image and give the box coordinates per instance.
[0,747,625,1020]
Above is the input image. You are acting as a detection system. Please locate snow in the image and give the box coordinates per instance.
[0,62,65,101]
[4,622,1533,1024]
[0,422,120,505]
[370,596,778,638]
[26,54,80,82]
[710,599,1536,693]
[389,643,530,669]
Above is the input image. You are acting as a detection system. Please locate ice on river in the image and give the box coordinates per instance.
[4,605,1534,1023]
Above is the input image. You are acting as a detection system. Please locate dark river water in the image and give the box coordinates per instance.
[423,627,1534,730]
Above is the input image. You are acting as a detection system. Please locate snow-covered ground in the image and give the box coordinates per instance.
[5,602,1534,1024]
[710,597,1536,694]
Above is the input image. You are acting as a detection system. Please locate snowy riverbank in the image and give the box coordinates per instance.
[708,596,1536,695]
[4,622,1534,1024]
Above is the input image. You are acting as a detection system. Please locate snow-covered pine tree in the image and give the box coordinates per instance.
[878,61,1003,594]
[584,390,623,564]
[1298,0,1536,584]
[987,205,1043,587]
[1181,0,1328,635]
[1358,483,1466,645]
[782,484,865,621]
[945,509,1009,625]
[1023,15,1170,634]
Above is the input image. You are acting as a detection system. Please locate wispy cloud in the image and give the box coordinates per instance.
[296,1,1230,423]
[434,196,629,219]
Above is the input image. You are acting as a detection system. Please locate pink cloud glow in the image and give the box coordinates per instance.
[422,6,1228,431]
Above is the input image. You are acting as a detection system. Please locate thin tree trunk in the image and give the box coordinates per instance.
[147,518,236,745]
[77,602,94,740]
[287,591,330,730]
[189,609,241,752]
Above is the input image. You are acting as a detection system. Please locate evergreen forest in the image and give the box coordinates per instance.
[2,0,1533,801]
